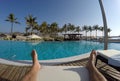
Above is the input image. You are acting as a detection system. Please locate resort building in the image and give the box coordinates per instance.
[63,33,82,40]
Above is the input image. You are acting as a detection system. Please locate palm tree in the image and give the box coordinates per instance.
[57,27,63,33]
[93,25,99,39]
[33,23,39,34]
[50,22,58,36]
[82,25,88,39]
[62,24,67,34]
[98,0,108,50]
[46,24,51,34]
[25,15,37,34]
[40,21,48,35]
[67,23,72,33]
[25,27,30,35]
[67,24,70,33]
[69,24,75,33]
[76,26,81,33]
[88,26,93,39]
[5,13,20,35]
[99,26,104,37]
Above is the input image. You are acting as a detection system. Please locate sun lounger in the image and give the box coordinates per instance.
[95,49,120,71]
[37,66,89,81]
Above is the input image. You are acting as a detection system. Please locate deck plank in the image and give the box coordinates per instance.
[10,66,21,81]
[11,66,21,81]
[0,65,8,76]
[0,58,120,81]
[18,66,29,81]
[0,65,14,79]
[2,67,16,80]
[16,67,25,81]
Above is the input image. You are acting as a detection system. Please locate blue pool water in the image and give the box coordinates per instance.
[0,40,120,60]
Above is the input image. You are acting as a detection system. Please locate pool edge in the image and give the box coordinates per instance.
[0,53,90,66]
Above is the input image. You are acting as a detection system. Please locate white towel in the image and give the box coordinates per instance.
[37,66,89,81]
[108,54,120,67]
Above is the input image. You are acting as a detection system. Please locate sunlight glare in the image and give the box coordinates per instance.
[116,0,120,6]
[116,0,120,12]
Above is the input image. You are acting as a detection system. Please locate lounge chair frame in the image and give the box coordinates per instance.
[95,55,120,71]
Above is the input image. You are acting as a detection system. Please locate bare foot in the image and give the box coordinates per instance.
[31,50,41,70]
[86,50,96,70]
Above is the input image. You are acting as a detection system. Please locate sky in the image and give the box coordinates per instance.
[0,0,120,36]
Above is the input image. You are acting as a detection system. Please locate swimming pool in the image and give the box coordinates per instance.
[0,40,120,60]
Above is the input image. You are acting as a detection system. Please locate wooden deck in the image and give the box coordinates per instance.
[0,58,120,81]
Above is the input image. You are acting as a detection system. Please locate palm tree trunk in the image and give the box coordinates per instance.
[102,31,103,37]
[31,26,33,35]
[99,0,108,50]
[11,22,13,36]
[84,31,86,39]
[25,30,27,34]
[96,30,97,39]
[109,32,110,37]
[90,31,91,39]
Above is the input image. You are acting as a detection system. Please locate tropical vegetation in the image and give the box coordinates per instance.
[4,13,112,40]
[5,13,20,36]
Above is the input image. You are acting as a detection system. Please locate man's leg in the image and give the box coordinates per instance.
[86,50,107,81]
[21,50,107,81]
[21,50,41,81]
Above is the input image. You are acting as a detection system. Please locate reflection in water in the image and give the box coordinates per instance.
[29,41,42,45]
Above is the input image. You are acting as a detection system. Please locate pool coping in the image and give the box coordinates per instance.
[0,53,90,66]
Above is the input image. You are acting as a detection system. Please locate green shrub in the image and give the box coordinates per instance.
[54,36,64,41]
